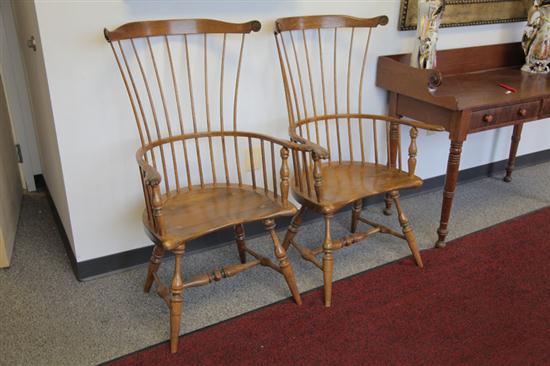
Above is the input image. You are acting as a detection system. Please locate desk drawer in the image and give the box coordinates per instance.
[470,101,540,131]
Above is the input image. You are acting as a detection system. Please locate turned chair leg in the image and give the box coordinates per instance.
[390,191,424,268]
[264,219,302,305]
[383,192,393,216]
[170,244,185,354]
[322,214,334,307]
[234,224,247,264]
[350,199,362,233]
[282,207,306,250]
[144,243,165,293]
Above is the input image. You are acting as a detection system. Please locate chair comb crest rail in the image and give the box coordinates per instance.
[274,14,388,32]
[104,18,261,41]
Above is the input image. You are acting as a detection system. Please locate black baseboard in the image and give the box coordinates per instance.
[47,148,550,281]
[34,174,46,191]
[40,177,80,279]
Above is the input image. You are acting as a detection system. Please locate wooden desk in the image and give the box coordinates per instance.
[376,43,550,248]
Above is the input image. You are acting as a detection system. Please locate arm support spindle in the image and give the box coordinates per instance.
[280,147,290,204]
[313,152,323,202]
[408,127,418,176]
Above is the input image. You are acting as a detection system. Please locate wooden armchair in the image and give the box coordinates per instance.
[274,15,445,307]
[104,19,316,353]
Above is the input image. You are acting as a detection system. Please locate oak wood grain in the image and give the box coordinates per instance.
[143,184,296,248]
[291,162,422,214]
[106,18,302,354]
[275,15,427,307]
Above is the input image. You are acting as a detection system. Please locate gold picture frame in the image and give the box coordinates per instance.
[399,0,529,31]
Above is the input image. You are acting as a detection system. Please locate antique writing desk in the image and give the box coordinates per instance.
[376,43,550,248]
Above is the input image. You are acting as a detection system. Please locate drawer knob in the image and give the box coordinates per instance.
[483,114,495,123]
[518,108,527,118]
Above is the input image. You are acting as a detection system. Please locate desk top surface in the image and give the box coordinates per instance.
[434,67,549,110]
[377,43,550,111]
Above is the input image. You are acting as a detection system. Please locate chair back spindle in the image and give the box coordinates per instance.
[275,15,404,172]
[106,20,293,201]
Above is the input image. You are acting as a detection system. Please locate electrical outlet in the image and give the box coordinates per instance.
[244,146,262,171]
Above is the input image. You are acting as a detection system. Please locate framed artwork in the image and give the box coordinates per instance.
[399,0,530,31]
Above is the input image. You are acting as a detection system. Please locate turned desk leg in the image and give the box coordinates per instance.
[504,123,524,183]
[435,140,464,248]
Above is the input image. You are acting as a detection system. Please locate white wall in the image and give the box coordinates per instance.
[33,0,550,262]
[12,0,75,248]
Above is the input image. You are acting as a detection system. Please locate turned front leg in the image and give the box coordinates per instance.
[282,207,306,250]
[390,191,423,268]
[504,123,524,183]
[144,244,165,293]
[322,214,334,307]
[264,219,302,305]
[234,224,247,264]
[436,140,464,248]
[350,200,362,233]
[170,244,185,353]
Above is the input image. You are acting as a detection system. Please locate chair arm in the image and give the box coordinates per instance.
[223,130,329,203]
[142,163,162,187]
[288,128,330,159]
[136,130,329,160]
[286,128,326,203]
[136,148,162,187]
[295,113,445,132]
[240,130,329,159]
[134,131,327,207]
[368,114,445,132]
[205,130,329,205]
[234,132,318,204]
[136,147,167,236]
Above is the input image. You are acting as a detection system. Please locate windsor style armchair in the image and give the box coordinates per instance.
[274,15,445,307]
[104,19,316,353]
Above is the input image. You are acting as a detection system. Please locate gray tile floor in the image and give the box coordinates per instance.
[1,162,549,366]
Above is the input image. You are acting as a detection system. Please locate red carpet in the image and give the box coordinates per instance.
[107,207,550,365]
